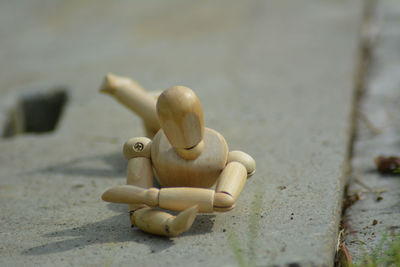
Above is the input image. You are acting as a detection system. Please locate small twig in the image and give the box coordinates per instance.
[359,112,383,135]
[354,177,373,191]
[340,243,353,266]
[358,188,387,194]
[336,228,353,266]
[353,177,387,196]
[337,229,345,252]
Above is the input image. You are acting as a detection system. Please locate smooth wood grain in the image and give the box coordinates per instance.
[100,75,256,236]
[132,207,173,236]
[175,140,204,160]
[127,157,153,188]
[227,150,256,177]
[156,86,204,149]
[132,206,198,237]
[213,192,234,212]
[100,73,160,134]
[215,161,247,202]
[123,137,152,160]
[151,128,228,188]
[102,185,159,206]
[159,187,214,213]
[124,143,154,212]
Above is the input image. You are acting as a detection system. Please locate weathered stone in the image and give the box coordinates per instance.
[0,1,363,266]
[344,0,400,262]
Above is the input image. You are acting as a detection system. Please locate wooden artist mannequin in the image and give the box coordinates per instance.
[100,74,256,237]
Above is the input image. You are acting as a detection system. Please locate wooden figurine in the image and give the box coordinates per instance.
[100,74,256,237]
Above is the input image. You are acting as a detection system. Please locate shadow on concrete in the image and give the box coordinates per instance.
[22,204,215,256]
[26,151,127,178]
[106,204,217,238]
[23,150,215,255]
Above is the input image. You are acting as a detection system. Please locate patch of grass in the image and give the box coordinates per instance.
[228,191,265,267]
[228,232,247,267]
[349,231,400,267]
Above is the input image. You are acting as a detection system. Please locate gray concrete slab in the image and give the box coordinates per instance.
[0,1,362,266]
[344,0,400,262]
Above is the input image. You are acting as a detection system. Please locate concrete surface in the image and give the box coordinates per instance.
[0,1,363,266]
[344,0,400,262]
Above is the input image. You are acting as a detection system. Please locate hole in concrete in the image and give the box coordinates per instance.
[2,88,69,138]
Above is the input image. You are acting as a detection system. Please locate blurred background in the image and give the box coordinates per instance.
[1,0,399,266]
[0,0,356,141]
